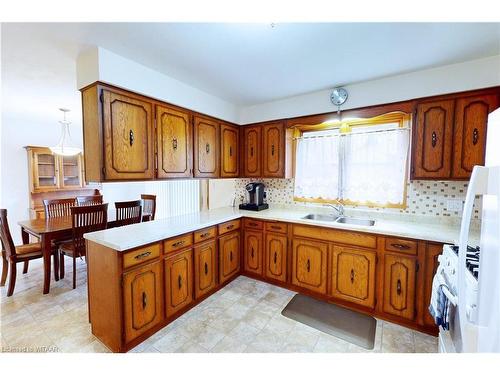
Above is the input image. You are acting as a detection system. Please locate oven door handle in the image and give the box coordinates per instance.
[437,271,458,306]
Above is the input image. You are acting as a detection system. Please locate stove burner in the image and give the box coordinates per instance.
[451,245,481,279]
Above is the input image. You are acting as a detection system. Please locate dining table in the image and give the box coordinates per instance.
[18,210,151,294]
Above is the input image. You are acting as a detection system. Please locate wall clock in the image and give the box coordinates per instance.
[330,87,348,106]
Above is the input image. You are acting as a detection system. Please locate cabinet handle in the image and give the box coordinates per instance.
[431,131,437,147]
[172,138,178,150]
[390,243,411,250]
[306,259,310,272]
[226,224,234,230]
[271,144,275,156]
[350,269,355,283]
[134,251,151,260]
[230,251,233,262]
[251,247,254,259]
[173,240,185,248]
[250,147,254,157]
[229,146,232,157]
[200,232,210,238]
[129,129,135,146]
[248,222,258,227]
[396,279,402,295]
[204,262,208,275]
[206,143,210,154]
[142,292,147,309]
[273,252,277,264]
[472,128,479,145]
[178,275,182,290]
[270,225,281,230]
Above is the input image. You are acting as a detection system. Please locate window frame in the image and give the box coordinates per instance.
[291,112,411,209]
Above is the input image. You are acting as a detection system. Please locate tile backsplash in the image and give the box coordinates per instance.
[234,178,482,222]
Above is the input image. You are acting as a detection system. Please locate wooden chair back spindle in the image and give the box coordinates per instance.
[76,195,103,206]
[0,209,17,258]
[43,198,76,218]
[71,204,108,256]
[141,194,156,221]
[114,200,142,227]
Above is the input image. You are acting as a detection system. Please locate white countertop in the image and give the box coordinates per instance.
[84,206,476,252]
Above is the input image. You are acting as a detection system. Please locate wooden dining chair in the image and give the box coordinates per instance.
[141,194,156,221]
[58,203,108,289]
[0,209,59,296]
[114,200,143,227]
[43,198,76,218]
[76,195,103,206]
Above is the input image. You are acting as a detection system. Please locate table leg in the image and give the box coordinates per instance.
[21,228,30,274]
[41,233,52,294]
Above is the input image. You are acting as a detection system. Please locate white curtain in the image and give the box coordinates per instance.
[294,135,340,201]
[342,129,409,205]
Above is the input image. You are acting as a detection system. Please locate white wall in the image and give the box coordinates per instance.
[208,179,237,209]
[239,55,500,124]
[77,47,240,123]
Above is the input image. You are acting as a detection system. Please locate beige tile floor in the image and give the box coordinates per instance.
[0,258,438,353]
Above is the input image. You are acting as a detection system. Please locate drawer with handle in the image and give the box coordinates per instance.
[164,233,193,254]
[194,226,216,243]
[218,219,241,236]
[265,221,287,234]
[244,218,264,230]
[384,237,418,255]
[123,243,161,269]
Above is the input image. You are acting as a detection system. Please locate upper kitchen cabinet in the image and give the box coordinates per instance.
[242,121,292,178]
[411,90,500,180]
[412,100,455,179]
[242,125,262,177]
[81,84,155,181]
[156,104,192,178]
[193,115,220,178]
[220,122,240,178]
[452,94,500,178]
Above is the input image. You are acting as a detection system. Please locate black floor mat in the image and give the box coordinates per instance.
[281,294,377,350]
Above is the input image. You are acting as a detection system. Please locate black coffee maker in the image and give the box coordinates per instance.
[239,182,269,211]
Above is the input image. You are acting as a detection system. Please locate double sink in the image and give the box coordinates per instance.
[301,213,375,227]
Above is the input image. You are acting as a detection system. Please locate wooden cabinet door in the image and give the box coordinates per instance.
[452,94,499,178]
[102,89,155,180]
[412,100,454,179]
[194,116,219,178]
[423,243,443,327]
[30,148,60,191]
[123,261,163,343]
[194,240,217,299]
[330,245,376,309]
[291,238,327,294]
[243,230,263,276]
[59,154,84,189]
[265,233,287,283]
[219,232,240,284]
[156,105,192,178]
[262,122,285,177]
[165,248,193,317]
[383,254,417,320]
[220,123,239,177]
[243,126,261,177]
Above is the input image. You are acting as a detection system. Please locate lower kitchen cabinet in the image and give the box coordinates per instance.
[423,243,443,327]
[264,233,287,283]
[291,238,328,294]
[330,245,377,309]
[382,254,417,321]
[122,261,164,343]
[219,231,240,284]
[194,240,217,299]
[165,248,193,317]
[244,230,263,275]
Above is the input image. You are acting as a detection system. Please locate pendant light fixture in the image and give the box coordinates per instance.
[49,108,81,156]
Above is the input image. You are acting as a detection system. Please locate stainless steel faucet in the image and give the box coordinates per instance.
[325,203,345,217]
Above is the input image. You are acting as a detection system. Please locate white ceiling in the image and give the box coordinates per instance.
[2,22,500,106]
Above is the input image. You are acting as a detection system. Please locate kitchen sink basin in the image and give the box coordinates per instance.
[302,213,375,226]
[301,213,338,222]
[335,217,375,226]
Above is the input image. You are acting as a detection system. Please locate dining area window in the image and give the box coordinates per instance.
[293,112,411,208]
